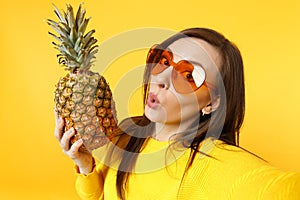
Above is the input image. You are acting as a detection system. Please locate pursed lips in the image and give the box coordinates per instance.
[146,92,160,109]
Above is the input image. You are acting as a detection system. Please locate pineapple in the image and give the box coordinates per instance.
[47,4,118,151]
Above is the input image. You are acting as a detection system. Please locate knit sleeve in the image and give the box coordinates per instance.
[75,161,104,200]
[228,166,300,199]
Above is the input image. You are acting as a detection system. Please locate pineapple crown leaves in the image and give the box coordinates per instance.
[47,3,98,72]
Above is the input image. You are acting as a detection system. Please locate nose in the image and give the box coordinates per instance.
[151,76,170,90]
[150,67,172,91]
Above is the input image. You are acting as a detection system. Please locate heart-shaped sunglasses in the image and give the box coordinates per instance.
[147,45,212,94]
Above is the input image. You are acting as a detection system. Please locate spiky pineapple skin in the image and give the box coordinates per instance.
[55,70,118,151]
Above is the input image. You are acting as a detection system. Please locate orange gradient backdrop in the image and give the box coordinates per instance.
[0,0,299,199]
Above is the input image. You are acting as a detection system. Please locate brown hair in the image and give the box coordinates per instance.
[114,27,245,199]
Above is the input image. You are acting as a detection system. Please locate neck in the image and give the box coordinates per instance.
[152,117,198,142]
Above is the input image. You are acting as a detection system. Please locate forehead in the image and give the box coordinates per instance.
[167,37,221,85]
[167,37,221,68]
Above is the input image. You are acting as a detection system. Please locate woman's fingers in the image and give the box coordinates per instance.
[54,109,59,121]
[60,128,75,151]
[54,110,91,168]
[68,139,84,159]
[54,116,64,141]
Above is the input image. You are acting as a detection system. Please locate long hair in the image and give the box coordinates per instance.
[115,27,245,199]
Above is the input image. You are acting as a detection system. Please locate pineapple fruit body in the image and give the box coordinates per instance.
[48,4,118,152]
[55,70,117,151]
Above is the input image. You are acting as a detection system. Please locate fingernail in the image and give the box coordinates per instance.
[68,128,74,134]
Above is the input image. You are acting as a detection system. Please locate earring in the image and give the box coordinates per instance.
[201,106,212,115]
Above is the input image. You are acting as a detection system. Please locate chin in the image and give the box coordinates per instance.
[144,105,166,123]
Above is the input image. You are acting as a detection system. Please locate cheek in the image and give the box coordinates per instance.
[159,92,182,122]
[162,92,181,116]
[176,94,201,120]
[195,87,211,108]
[174,87,211,121]
[161,92,201,123]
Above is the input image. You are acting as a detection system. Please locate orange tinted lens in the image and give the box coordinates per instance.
[172,61,198,93]
[151,64,168,74]
[150,50,173,75]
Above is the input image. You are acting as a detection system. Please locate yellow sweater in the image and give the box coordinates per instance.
[75,138,300,199]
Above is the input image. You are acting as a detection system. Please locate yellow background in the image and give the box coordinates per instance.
[0,0,299,199]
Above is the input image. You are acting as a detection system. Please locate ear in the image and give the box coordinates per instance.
[201,95,220,115]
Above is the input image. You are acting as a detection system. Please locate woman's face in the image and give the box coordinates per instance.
[144,37,222,126]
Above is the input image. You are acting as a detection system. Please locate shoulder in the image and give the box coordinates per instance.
[186,138,300,199]
[197,138,268,169]
[187,138,270,183]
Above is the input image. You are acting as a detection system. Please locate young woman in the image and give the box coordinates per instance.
[55,28,300,199]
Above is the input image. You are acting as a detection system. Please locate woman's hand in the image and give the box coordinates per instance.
[54,112,94,175]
